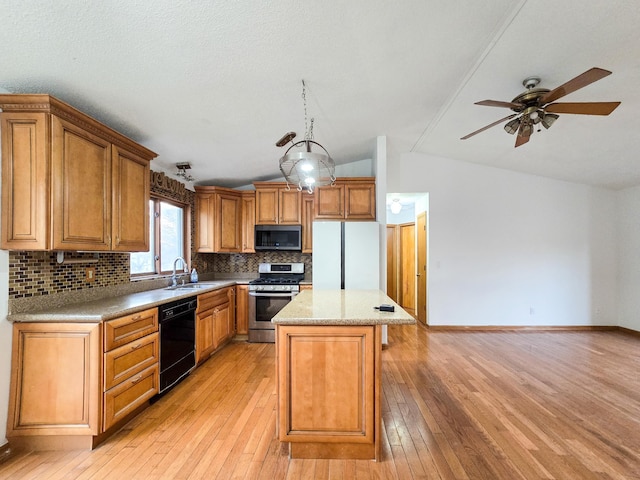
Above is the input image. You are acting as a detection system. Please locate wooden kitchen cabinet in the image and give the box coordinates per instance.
[315,183,344,219]
[315,178,376,220]
[241,191,256,253]
[277,324,379,459]
[235,284,249,335]
[196,287,235,363]
[194,186,242,253]
[7,308,160,450]
[301,193,315,253]
[254,182,301,224]
[111,145,151,251]
[102,308,160,431]
[102,308,159,431]
[0,94,156,251]
[7,322,102,443]
[195,307,215,364]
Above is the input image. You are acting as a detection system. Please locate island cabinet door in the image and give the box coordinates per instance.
[277,324,380,459]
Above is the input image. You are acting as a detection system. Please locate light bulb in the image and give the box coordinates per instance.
[390,199,402,214]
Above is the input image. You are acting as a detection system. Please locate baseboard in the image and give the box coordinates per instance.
[0,441,16,465]
[424,325,619,332]
[618,326,640,337]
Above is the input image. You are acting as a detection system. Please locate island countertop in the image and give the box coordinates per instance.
[272,289,415,325]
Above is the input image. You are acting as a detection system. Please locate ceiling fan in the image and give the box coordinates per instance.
[461,67,621,148]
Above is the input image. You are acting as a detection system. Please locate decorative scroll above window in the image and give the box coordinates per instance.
[151,170,189,201]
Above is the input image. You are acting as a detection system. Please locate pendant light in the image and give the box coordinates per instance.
[278,80,336,193]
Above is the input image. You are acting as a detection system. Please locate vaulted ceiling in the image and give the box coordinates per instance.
[2,1,639,189]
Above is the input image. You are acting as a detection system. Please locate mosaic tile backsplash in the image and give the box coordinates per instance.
[212,252,312,277]
[8,251,130,299]
[6,170,313,312]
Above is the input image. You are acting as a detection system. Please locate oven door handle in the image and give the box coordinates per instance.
[249,291,296,297]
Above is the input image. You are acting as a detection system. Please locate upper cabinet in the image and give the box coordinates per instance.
[241,191,256,253]
[194,186,242,253]
[0,94,156,251]
[254,182,301,225]
[315,178,376,220]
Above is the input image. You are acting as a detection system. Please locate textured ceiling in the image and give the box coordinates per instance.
[1,0,639,189]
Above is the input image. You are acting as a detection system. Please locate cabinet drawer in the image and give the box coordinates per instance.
[104,307,158,351]
[103,364,158,431]
[104,332,159,390]
[197,289,230,312]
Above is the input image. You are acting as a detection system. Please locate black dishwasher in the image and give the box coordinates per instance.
[158,297,196,393]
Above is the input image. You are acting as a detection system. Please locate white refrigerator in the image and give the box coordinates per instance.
[312,221,388,343]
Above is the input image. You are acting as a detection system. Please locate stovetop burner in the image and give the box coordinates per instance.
[249,262,305,293]
[250,277,300,285]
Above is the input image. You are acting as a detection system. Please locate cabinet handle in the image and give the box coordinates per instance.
[130,343,142,350]
[131,375,143,385]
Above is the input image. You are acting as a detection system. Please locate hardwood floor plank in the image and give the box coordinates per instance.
[2,325,640,479]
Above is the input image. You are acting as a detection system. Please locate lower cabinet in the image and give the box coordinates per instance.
[103,364,158,431]
[7,288,242,451]
[196,287,235,364]
[276,324,381,460]
[102,310,159,431]
[7,308,160,450]
[7,322,102,440]
[235,284,249,335]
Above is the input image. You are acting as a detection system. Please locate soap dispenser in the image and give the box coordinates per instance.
[190,268,198,283]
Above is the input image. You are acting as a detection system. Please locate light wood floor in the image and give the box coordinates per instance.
[1,324,639,479]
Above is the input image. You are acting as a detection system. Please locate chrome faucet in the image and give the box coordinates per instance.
[171,257,188,287]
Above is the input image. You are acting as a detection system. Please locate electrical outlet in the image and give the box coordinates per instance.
[529,307,535,315]
[85,267,96,282]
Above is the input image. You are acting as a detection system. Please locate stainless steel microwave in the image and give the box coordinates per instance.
[254,225,302,251]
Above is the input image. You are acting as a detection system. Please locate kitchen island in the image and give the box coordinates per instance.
[272,289,415,460]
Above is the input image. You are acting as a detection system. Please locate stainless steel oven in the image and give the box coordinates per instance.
[248,263,304,343]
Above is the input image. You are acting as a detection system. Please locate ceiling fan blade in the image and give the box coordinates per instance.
[475,99,523,109]
[545,101,621,115]
[460,113,518,140]
[514,121,531,148]
[540,67,612,105]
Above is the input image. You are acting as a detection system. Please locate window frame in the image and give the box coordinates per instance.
[130,194,191,278]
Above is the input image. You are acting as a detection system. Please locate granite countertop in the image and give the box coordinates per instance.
[8,280,238,323]
[272,289,416,326]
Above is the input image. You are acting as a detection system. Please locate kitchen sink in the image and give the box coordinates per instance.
[164,284,204,291]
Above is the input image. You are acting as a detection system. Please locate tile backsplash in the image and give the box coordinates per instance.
[6,170,313,313]
[212,252,312,277]
[8,251,130,299]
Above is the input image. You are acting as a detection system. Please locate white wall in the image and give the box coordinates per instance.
[389,152,618,327]
[617,185,640,331]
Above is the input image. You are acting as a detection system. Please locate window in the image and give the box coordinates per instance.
[130,196,189,276]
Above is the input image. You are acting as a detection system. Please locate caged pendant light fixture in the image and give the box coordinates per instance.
[277,80,336,193]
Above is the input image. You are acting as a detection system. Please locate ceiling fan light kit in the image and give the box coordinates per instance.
[461,67,621,147]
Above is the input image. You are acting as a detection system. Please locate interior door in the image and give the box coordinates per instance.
[417,212,427,324]
[399,223,416,317]
[386,225,399,302]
